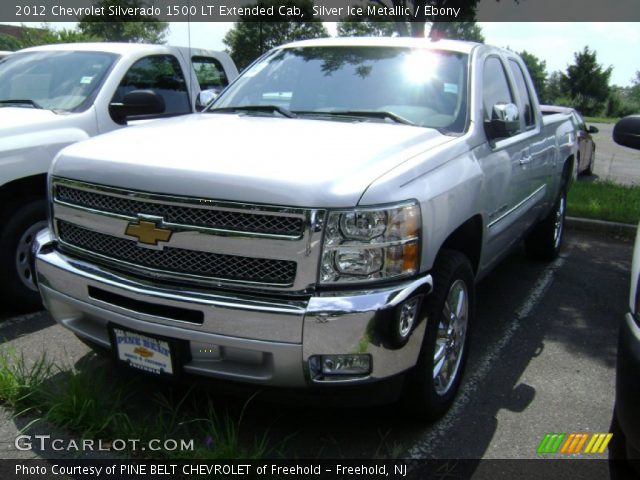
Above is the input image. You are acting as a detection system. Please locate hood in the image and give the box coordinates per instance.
[0,107,65,136]
[0,107,85,153]
[54,113,454,208]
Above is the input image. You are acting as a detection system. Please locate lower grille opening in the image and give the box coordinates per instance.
[88,286,204,325]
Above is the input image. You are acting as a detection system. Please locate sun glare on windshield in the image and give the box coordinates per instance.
[402,51,440,84]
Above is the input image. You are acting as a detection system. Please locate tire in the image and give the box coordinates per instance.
[0,198,48,312]
[524,185,567,261]
[402,250,475,421]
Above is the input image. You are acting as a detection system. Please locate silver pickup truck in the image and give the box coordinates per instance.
[33,37,576,418]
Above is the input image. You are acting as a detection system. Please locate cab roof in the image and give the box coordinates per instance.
[278,37,481,55]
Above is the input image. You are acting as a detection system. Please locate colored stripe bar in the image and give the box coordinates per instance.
[591,434,607,453]
[537,433,554,454]
[547,433,566,453]
[598,434,613,453]
[540,432,613,455]
[584,433,599,453]
[560,434,576,454]
[573,433,590,454]
[568,433,587,454]
[553,433,566,453]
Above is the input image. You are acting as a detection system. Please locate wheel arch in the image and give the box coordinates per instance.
[0,174,48,216]
[436,214,484,276]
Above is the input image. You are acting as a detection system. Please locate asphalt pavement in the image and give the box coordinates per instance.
[589,122,640,185]
[0,228,633,467]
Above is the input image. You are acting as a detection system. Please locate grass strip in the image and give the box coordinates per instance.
[0,347,272,459]
[568,180,640,225]
[0,348,52,411]
[583,116,620,124]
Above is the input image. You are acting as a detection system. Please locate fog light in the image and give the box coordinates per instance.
[310,354,372,377]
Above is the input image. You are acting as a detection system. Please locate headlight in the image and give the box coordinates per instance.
[320,202,420,284]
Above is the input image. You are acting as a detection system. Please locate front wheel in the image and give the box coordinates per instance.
[0,198,47,311]
[402,250,475,421]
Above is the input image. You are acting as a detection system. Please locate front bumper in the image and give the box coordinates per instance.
[616,312,640,456]
[34,229,432,388]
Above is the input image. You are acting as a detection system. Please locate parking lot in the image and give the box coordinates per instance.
[0,227,632,464]
[591,122,640,185]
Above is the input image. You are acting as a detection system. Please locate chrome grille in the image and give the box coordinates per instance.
[57,221,297,285]
[55,185,303,236]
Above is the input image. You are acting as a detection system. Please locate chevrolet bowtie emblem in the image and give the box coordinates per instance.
[125,220,172,246]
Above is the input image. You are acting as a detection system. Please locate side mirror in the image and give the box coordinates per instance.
[195,89,218,112]
[588,125,599,134]
[109,89,165,125]
[485,102,520,140]
[613,115,640,150]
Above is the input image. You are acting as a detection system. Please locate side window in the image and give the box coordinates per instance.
[112,55,190,119]
[192,56,228,92]
[482,56,515,124]
[509,59,535,128]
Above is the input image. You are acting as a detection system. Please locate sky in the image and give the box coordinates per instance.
[5,21,639,87]
[166,22,639,87]
[478,22,639,87]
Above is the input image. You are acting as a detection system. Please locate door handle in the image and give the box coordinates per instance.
[520,155,532,165]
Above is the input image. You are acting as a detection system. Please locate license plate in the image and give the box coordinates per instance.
[112,328,174,375]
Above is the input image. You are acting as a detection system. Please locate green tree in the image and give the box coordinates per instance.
[337,21,397,37]
[339,0,489,37]
[223,0,328,71]
[560,46,612,116]
[606,87,624,117]
[0,33,22,51]
[546,70,567,105]
[607,75,640,117]
[78,0,168,43]
[429,22,484,42]
[6,24,99,49]
[55,28,102,43]
[629,71,640,105]
[518,50,547,103]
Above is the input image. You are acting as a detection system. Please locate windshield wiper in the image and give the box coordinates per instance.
[209,105,297,118]
[0,99,44,109]
[295,110,416,126]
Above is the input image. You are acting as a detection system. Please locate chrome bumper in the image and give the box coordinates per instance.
[34,228,432,388]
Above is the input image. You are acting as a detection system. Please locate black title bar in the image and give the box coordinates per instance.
[3,0,640,22]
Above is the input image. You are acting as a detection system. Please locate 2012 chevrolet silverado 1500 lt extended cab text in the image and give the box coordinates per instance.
[0,43,238,309]
[34,38,576,418]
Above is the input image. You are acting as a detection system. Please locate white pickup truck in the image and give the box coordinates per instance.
[0,42,238,309]
[34,38,576,418]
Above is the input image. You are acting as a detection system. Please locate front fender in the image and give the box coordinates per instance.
[0,127,91,188]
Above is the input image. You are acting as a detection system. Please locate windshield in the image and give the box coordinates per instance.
[213,46,469,133]
[0,51,117,112]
